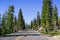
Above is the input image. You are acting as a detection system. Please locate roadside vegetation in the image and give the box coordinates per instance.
[29,0,60,36]
[0,6,25,36]
[40,30,60,36]
[0,0,60,36]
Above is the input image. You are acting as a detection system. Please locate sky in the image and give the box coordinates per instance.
[0,0,60,24]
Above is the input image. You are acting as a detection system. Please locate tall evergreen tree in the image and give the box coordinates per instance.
[1,14,6,36]
[52,5,58,31]
[6,5,14,33]
[25,23,30,29]
[41,0,53,32]
[13,16,17,32]
[36,11,41,30]
[0,12,8,36]
[32,18,37,30]
[30,21,33,30]
[0,14,1,36]
[58,18,60,29]
[18,9,25,30]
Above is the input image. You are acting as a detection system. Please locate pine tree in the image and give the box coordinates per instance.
[52,5,58,31]
[36,11,41,30]
[0,14,1,36]
[32,18,37,30]
[6,5,14,33]
[46,0,53,32]
[18,9,25,30]
[13,16,17,32]
[41,0,53,32]
[58,18,60,29]
[30,21,33,30]
[25,23,30,29]
[1,14,6,36]
[0,27,1,36]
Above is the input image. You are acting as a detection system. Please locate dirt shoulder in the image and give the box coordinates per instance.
[51,35,60,40]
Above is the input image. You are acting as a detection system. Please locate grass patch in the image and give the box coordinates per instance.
[49,31,60,36]
[40,31,60,36]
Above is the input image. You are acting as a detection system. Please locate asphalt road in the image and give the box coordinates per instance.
[0,30,55,40]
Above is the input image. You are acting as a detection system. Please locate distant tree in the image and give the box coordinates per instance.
[58,18,60,29]
[18,9,25,30]
[36,11,41,30]
[1,14,6,36]
[52,5,58,31]
[6,5,14,33]
[0,14,1,36]
[25,23,30,29]
[32,18,37,30]
[0,27,1,36]
[13,16,17,32]
[30,20,33,30]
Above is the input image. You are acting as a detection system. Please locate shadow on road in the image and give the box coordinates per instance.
[1,33,40,37]
[1,30,41,37]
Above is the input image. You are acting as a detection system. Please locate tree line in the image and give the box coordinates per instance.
[0,0,60,36]
[29,0,60,33]
[0,6,25,36]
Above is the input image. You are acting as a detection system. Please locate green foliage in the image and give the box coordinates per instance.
[25,23,30,29]
[18,9,25,30]
[0,0,59,36]
[0,14,1,36]
[52,5,58,31]
[0,28,1,36]
[40,30,60,36]
[0,6,26,36]
[58,18,60,29]
[6,5,14,33]
[1,14,6,36]
[48,31,60,36]
[36,11,41,30]
[30,11,41,30]
[13,16,17,32]
[30,21,33,29]
[32,18,37,30]
[41,0,53,32]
